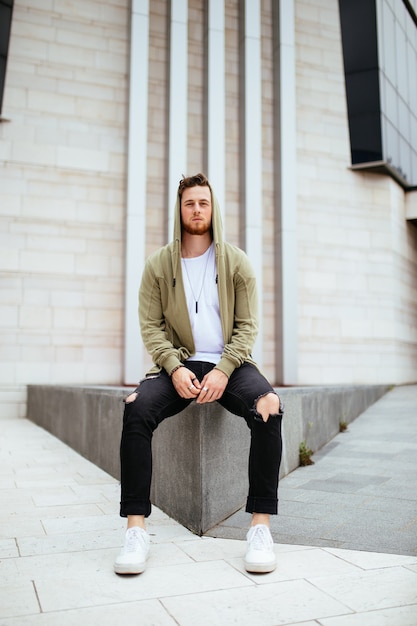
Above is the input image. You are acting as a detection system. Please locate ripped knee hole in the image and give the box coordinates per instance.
[125,392,138,404]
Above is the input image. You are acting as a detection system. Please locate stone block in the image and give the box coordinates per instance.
[26,383,390,535]
[277,393,303,478]
[26,385,249,534]
[150,402,250,534]
[27,385,126,481]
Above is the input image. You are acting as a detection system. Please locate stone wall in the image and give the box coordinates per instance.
[26,383,389,534]
[295,0,417,384]
[0,0,130,417]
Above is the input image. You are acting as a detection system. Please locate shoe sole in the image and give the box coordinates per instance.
[244,560,276,574]
[114,562,146,575]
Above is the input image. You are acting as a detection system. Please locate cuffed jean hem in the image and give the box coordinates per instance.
[245,496,278,515]
[120,500,152,518]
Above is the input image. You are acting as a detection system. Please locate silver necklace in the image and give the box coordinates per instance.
[182,245,213,314]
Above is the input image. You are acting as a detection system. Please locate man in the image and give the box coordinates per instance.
[114,173,284,575]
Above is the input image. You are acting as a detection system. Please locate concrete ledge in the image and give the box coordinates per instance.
[275,385,391,476]
[26,383,390,534]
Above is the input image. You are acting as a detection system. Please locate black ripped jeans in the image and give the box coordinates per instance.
[119,361,283,518]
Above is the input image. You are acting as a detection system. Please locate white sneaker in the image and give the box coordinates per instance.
[244,524,276,573]
[114,527,150,575]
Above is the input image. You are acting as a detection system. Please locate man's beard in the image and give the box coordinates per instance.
[182,221,212,236]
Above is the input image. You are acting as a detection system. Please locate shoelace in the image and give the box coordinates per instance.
[250,526,271,550]
[125,528,143,553]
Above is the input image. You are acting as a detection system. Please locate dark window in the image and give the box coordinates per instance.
[339,0,417,189]
[0,0,14,117]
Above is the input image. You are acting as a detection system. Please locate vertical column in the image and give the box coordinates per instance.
[241,0,264,367]
[123,0,150,384]
[168,0,188,239]
[207,0,226,221]
[273,0,297,384]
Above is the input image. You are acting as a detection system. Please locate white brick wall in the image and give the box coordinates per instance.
[0,0,129,417]
[295,0,417,384]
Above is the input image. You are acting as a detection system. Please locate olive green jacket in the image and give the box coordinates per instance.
[139,189,259,379]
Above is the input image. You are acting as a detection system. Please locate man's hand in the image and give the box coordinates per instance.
[196,369,228,404]
[171,366,201,398]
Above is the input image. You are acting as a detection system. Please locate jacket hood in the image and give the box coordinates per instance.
[171,185,224,286]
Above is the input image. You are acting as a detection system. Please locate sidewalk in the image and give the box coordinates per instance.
[212,384,417,556]
[1,386,416,625]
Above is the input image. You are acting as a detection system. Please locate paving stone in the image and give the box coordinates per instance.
[214,385,417,558]
[1,385,416,625]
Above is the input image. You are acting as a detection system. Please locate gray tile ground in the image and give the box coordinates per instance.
[1,385,416,625]
[209,385,417,557]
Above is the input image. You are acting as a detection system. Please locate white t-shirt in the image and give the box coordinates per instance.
[181,243,224,364]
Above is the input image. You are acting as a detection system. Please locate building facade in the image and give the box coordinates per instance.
[1,0,416,419]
